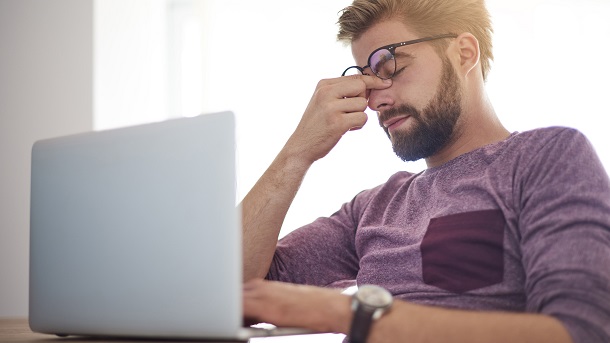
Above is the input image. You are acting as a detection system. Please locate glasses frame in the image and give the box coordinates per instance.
[341,34,458,80]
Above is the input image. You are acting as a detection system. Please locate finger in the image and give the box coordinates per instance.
[340,74,392,99]
[348,116,368,131]
[332,96,368,114]
[319,97,368,130]
[321,73,390,88]
[349,112,369,131]
[340,111,368,133]
[360,74,393,90]
[317,75,391,99]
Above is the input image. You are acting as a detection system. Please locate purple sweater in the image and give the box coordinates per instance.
[267,127,610,343]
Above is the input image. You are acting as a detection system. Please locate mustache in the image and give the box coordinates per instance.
[378,104,421,127]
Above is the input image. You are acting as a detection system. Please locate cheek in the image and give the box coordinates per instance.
[395,65,441,108]
[392,78,429,109]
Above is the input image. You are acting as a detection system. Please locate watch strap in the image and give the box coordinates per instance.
[348,301,376,343]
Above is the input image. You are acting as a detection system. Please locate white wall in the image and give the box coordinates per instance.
[94,0,171,130]
[0,0,93,317]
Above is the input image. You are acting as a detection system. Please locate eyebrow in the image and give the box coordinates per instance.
[393,51,415,60]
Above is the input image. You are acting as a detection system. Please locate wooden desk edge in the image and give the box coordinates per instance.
[0,318,53,342]
[0,318,250,343]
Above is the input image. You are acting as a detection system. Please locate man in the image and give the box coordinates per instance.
[240,0,610,342]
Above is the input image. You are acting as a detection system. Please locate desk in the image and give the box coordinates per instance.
[0,319,345,343]
[1,318,51,342]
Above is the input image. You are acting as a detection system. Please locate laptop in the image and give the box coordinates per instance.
[29,111,315,341]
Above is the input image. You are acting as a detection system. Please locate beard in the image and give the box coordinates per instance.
[378,57,462,162]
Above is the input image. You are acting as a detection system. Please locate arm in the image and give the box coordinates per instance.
[370,300,572,343]
[241,75,392,281]
[516,128,610,342]
[243,279,573,343]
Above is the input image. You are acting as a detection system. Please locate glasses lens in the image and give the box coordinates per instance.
[342,66,363,77]
[370,49,395,79]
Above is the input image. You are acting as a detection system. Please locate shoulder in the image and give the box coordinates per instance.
[511,126,608,191]
[506,126,595,167]
[512,126,590,149]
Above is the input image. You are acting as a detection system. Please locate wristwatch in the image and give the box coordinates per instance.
[348,285,393,343]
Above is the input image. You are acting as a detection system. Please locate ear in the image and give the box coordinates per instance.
[453,32,480,78]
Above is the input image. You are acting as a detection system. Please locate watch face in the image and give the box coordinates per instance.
[356,285,393,307]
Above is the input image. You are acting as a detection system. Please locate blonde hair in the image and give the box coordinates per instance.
[337,0,494,81]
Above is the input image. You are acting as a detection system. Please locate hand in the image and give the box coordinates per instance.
[243,279,351,333]
[284,75,392,165]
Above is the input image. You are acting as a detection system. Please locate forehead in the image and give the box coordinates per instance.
[351,20,420,65]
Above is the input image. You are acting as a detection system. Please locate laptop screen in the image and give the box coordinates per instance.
[30,111,243,339]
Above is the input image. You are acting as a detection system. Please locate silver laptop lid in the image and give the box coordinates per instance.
[29,111,242,339]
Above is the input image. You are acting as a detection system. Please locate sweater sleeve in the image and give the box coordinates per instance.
[265,187,376,288]
[517,128,610,343]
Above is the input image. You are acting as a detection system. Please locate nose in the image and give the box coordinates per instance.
[367,87,394,111]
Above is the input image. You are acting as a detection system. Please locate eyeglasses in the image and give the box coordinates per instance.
[341,34,458,80]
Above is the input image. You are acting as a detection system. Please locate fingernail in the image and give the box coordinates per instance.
[382,79,392,84]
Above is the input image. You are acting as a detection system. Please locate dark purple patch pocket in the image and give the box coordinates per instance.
[420,209,505,293]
